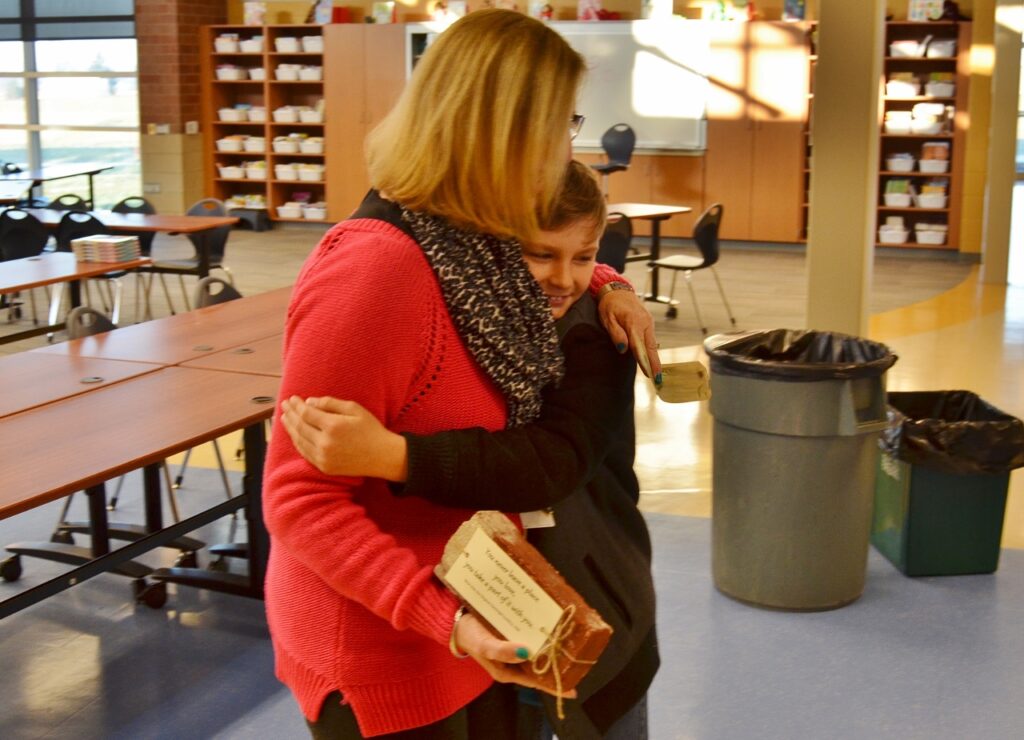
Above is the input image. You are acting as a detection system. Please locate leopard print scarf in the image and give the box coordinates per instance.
[400,207,564,426]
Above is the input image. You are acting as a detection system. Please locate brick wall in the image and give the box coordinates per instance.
[136,0,228,133]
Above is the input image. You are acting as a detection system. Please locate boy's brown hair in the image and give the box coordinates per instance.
[540,160,607,242]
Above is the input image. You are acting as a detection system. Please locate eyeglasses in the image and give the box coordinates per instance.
[570,113,585,141]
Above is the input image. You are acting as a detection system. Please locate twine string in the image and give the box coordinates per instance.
[528,604,596,720]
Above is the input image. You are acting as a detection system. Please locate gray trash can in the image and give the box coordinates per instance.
[704,329,897,611]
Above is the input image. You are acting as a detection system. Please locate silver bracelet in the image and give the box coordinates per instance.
[449,605,470,659]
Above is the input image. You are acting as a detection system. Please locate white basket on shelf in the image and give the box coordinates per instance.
[273,107,299,123]
[277,203,302,219]
[298,164,324,181]
[276,64,300,81]
[885,156,915,172]
[914,193,947,209]
[214,36,239,53]
[918,159,949,173]
[239,37,264,53]
[299,138,324,154]
[298,66,323,81]
[218,165,245,179]
[883,193,912,208]
[216,66,247,81]
[218,108,248,122]
[301,36,324,53]
[924,81,955,97]
[926,39,956,58]
[878,227,908,244]
[915,225,948,244]
[299,109,323,124]
[244,163,267,180]
[889,40,924,58]
[275,163,299,181]
[248,106,267,122]
[243,137,266,153]
[248,67,266,81]
[275,37,299,53]
[216,137,244,152]
[273,138,300,153]
[303,204,327,220]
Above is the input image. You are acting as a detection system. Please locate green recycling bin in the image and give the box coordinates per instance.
[704,330,897,611]
[872,391,1024,576]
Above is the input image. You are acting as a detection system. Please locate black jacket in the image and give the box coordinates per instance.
[399,295,659,739]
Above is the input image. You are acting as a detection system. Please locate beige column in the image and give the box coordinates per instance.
[805,0,886,335]
[981,0,1023,285]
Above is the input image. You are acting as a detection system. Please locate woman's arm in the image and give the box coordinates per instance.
[281,314,635,512]
[589,263,662,381]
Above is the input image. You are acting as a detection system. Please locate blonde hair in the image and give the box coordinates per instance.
[541,160,606,242]
[366,9,585,241]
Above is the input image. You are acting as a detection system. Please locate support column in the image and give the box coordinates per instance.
[136,0,228,214]
[805,0,886,336]
[980,0,1023,285]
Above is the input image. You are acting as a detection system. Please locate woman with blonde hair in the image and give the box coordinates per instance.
[263,10,658,738]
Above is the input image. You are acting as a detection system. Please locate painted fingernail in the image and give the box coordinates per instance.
[655,373,663,386]
[515,647,530,660]
[616,343,626,353]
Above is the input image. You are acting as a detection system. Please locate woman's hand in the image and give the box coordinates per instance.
[280,396,409,481]
[454,611,577,699]
[597,288,663,383]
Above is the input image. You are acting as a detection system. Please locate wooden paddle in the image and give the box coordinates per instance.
[631,328,711,403]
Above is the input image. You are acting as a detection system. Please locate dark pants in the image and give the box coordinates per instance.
[308,683,535,740]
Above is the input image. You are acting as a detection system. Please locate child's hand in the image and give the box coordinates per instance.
[280,396,409,481]
[597,289,663,384]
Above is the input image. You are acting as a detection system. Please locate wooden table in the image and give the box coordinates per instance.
[0,351,160,418]
[607,202,692,302]
[24,209,240,278]
[180,333,284,377]
[0,367,278,617]
[0,163,113,208]
[0,252,152,344]
[34,286,291,364]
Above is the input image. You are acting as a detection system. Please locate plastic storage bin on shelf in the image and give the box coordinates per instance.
[914,224,948,244]
[215,65,247,81]
[879,225,908,244]
[275,64,300,81]
[918,159,949,173]
[299,108,323,124]
[924,81,955,97]
[243,136,266,153]
[703,330,897,610]
[275,163,299,181]
[885,155,915,172]
[218,164,245,179]
[248,106,267,123]
[872,391,1024,576]
[889,39,925,57]
[273,136,300,153]
[926,39,956,58]
[244,161,267,180]
[218,107,249,122]
[299,137,324,154]
[277,202,302,219]
[275,36,299,53]
[248,67,266,81]
[914,193,947,209]
[303,203,327,220]
[301,36,324,53]
[298,163,324,181]
[216,136,244,152]
[214,35,239,53]
[239,37,264,53]
[884,193,912,208]
[273,106,299,123]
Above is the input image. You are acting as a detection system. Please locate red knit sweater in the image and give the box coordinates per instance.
[263,217,622,736]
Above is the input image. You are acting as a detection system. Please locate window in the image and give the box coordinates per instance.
[0,1,138,207]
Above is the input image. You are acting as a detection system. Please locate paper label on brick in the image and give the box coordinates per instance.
[443,527,563,654]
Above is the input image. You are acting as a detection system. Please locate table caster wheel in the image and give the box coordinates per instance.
[665,306,678,320]
[50,531,75,545]
[175,550,198,569]
[1,555,22,582]
[133,579,167,609]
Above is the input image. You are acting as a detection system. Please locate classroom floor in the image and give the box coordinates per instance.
[1,225,1022,739]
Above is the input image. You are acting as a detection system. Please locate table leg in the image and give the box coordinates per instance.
[243,421,268,594]
[648,219,663,298]
[143,463,163,533]
[86,485,111,557]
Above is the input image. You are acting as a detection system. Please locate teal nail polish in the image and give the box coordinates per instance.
[655,372,663,386]
[515,647,530,660]
[616,343,626,353]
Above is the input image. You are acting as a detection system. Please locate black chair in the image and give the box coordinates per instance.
[49,211,129,330]
[651,203,737,333]
[113,196,158,321]
[144,198,234,316]
[0,208,50,322]
[590,123,636,198]
[49,193,89,212]
[596,211,632,274]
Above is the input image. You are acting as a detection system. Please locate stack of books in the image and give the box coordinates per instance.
[70,235,141,263]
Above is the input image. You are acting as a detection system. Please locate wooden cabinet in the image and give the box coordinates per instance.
[323,24,408,219]
[201,24,329,223]
[876,21,970,250]
[703,21,810,243]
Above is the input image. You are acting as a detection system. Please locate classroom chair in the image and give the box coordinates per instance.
[590,123,636,198]
[0,208,50,323]
[651,203,738,332]
[596,211,633,274]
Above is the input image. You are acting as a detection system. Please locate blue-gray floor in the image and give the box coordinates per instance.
[2,472,1023,740]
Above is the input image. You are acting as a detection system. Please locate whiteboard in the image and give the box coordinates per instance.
[551,20,709,152]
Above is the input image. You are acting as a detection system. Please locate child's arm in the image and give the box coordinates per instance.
[280,322,636,511]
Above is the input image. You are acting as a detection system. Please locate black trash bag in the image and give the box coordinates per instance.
[703,329,897,382]
[881,390,1024,475]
